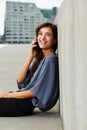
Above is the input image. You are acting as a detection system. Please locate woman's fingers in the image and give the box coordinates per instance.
[0,92,9,98]
[31,39,37,45]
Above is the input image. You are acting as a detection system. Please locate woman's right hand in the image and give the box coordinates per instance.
[29,39,38,59]
[17,39,38,83]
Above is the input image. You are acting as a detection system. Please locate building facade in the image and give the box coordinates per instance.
[5,1,48,44]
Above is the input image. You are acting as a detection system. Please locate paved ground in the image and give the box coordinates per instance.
[0,44,62,130]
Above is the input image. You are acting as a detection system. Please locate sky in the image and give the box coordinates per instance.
[0,0,63,35]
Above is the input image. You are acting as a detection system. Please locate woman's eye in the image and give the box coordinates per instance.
[38,32,53,37]
[46,33,51,36]
[38,32,42,35]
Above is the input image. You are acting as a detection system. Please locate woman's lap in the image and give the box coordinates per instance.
[0,98,35,117]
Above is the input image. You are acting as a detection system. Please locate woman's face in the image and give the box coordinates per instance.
[37,27,56,51]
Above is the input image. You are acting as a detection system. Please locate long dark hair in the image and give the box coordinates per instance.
[30,22,58,76]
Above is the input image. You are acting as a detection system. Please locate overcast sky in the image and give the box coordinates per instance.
[0,0,63,35]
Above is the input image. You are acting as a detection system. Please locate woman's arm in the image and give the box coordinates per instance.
[17,39,38,83]
[0,90,35,99]
[17,55,33,83]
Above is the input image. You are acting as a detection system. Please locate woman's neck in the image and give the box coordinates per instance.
[42,50,54,58]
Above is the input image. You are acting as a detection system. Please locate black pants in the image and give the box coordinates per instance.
[0,98,35,117]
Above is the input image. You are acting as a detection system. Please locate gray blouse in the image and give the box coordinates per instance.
[17,54,59,112]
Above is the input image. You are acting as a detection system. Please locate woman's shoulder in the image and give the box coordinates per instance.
[45,53,58,61]
[35,53,58,70]
[40,54,58,68]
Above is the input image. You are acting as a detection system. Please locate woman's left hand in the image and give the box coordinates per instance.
[0,92,10,98]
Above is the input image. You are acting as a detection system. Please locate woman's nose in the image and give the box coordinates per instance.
[41,34,46,39]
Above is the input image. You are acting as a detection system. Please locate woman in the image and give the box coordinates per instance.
[0,22,59,116]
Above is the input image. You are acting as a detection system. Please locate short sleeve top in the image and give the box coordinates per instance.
[17,54,59,112]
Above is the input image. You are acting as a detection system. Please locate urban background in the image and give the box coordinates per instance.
[0,1,58,44]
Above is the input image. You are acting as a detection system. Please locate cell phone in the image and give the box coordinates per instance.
[35,41,39,48]
[35,41,38,45]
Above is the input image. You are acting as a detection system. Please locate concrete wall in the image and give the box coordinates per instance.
[55,0,87,130]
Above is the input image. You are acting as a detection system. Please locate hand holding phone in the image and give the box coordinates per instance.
[34,40,39,49]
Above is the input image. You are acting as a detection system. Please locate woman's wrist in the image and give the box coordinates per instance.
[27,55,34,61]
[24,55,34,69]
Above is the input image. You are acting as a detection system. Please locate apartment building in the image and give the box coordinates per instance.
[5,1,48,44]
